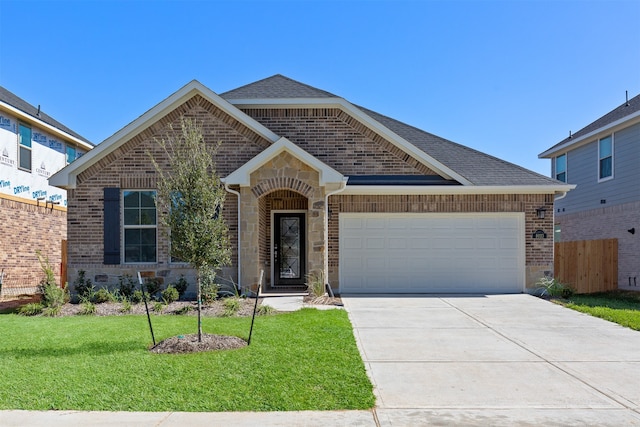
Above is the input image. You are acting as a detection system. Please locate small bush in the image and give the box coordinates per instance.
[162,286,179,304]
[144,278,163,300]
[305,270,326,298]
[79,301,96,315]
[222,297,241,317]
[201,273,220,305]
[536,276,574,298]
[18,303,44,316]
[131,290,144,304]
[120,298,132,313]
[36,250,69,309]
[257,304,276,316]
[118,274,136,299]
[42,305,61,317]
[152,301,165,313]
[171,275,189,299]
[92,287,116,304]
[74,270,94,301]
[174,305,193,315]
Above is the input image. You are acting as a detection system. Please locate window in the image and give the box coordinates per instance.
[66,145,77,164]
[123,190,157,263]
[18,123,32,171]
[598,135,613,180]
[555,154,566,182]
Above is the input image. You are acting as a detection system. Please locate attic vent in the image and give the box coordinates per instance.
[569,130,572,139]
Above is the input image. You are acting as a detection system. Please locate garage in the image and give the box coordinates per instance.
[339,213,525,294]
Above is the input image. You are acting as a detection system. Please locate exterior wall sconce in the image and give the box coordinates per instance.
[46,200,60,210]
[535,207,547,219]
[629,228,636,235]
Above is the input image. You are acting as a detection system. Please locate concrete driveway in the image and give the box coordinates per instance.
[342,294,640,426]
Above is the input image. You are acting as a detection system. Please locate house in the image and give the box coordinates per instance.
[0,86,93,296]
[539,93,640,289]
[50,75,571,295]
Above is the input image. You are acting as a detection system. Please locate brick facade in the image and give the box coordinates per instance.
[0,195,66,296]
[556,200,640,289]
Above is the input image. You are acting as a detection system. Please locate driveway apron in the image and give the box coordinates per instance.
[342,294,640,426]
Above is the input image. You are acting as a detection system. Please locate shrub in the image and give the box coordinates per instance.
[174,305,193,315]
[162,286,179,304]
[118,274,136,299]
[536,276,574,298]
[92,287,116,304]
[131,290,144,304]
[42,305,62,317]
[201,271,220,305]
[257,303,276,316]
[18,303,44,316]
[120,298,132,313]
[144,278,163,300]
[152,301,165,313]
[171,275,189,299]
[222,297,241,317]
[79,301,96,315]
[74,270,94,301]
[305,270,326,298]
[36,250,69,309]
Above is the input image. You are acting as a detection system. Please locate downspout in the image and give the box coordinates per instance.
[324,177,348,292]
[223,181,242,292]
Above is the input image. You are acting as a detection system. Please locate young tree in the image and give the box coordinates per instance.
[150,117,231,342]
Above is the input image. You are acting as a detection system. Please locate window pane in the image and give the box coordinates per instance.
[19,124,31,148]
[124,209,139,225]
[140,191,156,207]
[124,191,139,207]
[556,172,566,182]
[600,157,612,179]
[599,136,612,158]
[555,154,566,173]
[140,228,156,245]
[125,229,141,245]
[19,146,31,170]
[140,208,156,225]
[66,145,76,163]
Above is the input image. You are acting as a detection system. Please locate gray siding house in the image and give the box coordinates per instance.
[539,93,640,289]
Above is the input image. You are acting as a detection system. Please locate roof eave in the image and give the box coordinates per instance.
[340,184,576,196]
[227,97,473,186]
[539,110,640,158]
[0,100,93,150]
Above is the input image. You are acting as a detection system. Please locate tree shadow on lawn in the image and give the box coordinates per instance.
[0,339,145,359]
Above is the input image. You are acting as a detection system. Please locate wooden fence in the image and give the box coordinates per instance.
[554,239,618,294]
[61,240,68,288]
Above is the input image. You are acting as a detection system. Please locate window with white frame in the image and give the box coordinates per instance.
[598,135,613,180]
[123,190,157,263]
[66,145,77,164]
[18,122,32,171]
[555,154,566,182]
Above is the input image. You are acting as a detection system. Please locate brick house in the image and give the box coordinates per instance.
[51,75,571,295]
[0,86,93,296]
[539,93,640,289]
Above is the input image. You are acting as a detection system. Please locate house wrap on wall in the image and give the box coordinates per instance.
[0,86,93,294]
[539,92,640,289]
[50,75,572,295]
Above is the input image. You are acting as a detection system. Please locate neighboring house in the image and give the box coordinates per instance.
[50,75,571,295]
[539,93,640,289]
[0,86,93,295]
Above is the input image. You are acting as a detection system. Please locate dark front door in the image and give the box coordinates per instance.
[274,213,306,286]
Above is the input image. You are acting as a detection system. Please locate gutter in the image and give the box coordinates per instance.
[223,181,242,292]
[324,178,349,290]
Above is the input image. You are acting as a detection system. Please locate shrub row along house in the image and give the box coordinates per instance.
[50,75,572,295]
[539,93,640,289]
[0,86,93,295]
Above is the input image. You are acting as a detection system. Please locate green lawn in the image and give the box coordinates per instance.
[0,309,374,412]
[556,291,640,331]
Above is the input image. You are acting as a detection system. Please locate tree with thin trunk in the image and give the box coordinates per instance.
[149,117,231,342]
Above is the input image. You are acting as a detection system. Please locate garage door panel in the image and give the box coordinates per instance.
[340,213,524,294]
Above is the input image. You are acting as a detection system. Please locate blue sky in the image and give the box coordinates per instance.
[1,0,639,175]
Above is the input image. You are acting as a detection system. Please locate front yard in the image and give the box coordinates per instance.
[555,290,640,331]
[0,308,375,412]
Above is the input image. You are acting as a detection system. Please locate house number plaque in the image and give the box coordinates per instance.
[532,229,547,239]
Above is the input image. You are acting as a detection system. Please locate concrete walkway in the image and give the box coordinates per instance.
[3,294,640,426]
[342,293,640,426]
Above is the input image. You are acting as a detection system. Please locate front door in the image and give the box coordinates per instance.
[273,213,306,286]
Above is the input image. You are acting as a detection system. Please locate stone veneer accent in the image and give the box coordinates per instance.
[0,195,66,292]
[327,193,555,291]
[556,200,640,289]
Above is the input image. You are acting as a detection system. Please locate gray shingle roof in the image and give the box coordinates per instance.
[221,74,337,99]
[0,86,93,145]
[544,93,640,154]
[223,75,561,187]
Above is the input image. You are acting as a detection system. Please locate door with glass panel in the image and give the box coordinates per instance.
[273,213,306,286]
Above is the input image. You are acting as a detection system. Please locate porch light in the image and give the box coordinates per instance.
[535,207,547,219]
[629,228,636,235]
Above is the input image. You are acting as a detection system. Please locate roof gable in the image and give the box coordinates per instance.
[223,137,344,186]
[220,74,337,99]
[50,80,280,189]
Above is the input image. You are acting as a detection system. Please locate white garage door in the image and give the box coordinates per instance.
[339,213,524,294]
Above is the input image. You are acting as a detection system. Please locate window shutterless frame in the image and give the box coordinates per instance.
[122,190,157,264]
[598,135,613,182]
[18,122,32,172]
[555,153,567,183]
